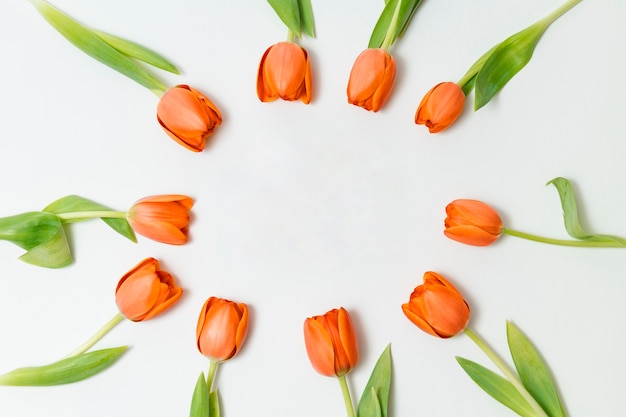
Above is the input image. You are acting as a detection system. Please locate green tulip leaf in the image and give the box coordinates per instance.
[547,177,626,245]
[267,0,315,38]
[44,195,137,243]
[357,344,392,417]
[209,389,220,417]
[93,30,179,74]
[0,347,127,386]
[190,373,210,417]
[28,0,168,94]
[297,0,316,38]
[19,224,72,268]
[368,0,423,49]
[507,321,566,417]
[456,356,536,417]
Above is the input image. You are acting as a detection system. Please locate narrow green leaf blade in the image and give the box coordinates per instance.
[368,0,422,49]
[209,389,220,417]
[267,0,302,37]
[357,344,392,417]
[0,212,61,250]
[474,22,546,110]
[94,30,179,74]
[507,321,566,417]
[456,356,536,417]
[44,195,137,243]
[19,224,72,268]
[0,347,127,386]
[296,0,316,38]
[547,177,626,245]
[190,373,210,417]
[29,0,168,93]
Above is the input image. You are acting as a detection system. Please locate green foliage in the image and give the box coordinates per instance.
[267,0,315,38]
[507,321,566,417]
[189,372,221,417]
[357,344,392,417]
[368,0,423,49]
[0,347,127,386]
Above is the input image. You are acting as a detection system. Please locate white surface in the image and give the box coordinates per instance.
[1,0,625,416]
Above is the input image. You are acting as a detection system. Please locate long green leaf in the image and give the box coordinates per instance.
[507,321,566,417]
[0,347,127,386]
[209,390,220,417]
[456,356,536,417]
[190,373,210,417]
[19,223,72,268]
[44,195,137,243]
[28,0,168,94]
[547,177,626,245]
[297,0,316,38]
[267,0,302,37]
[357,344,392,417]
[368,0,423,49]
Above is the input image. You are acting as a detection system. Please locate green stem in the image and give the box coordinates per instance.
[503,228,626,247]
[56,210,128,221]
[338,374,356,417]
[65,313,125,358]
[464,328,548,417]
[379,0,403,51]
[539,0,583,27]
[206,361,219,392]
[287,29,296,43]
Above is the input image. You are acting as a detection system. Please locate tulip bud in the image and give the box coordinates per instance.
[196,297,249,362]
[415,82,465,133]
[115,257,183,322]
[444,199,503,246]
[156,85,222,152]
[347,48,396,112]
[303,307,359,377]
[257,42,312,104]
[402,271,470,338]
[127,195,194,245]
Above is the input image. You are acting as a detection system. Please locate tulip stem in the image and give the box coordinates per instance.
[206,361,219,392]
[502,228,626,247]
[464,328,549,417]
[56,210,128,221]
[380,0,402,51]
[337,374,356,417]
[65,312,125,358]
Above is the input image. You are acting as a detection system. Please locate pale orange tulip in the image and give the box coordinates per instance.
[127,195,194,245]
[257,42,312,103]
[444,199,503,246]
[196,297,249,362]
[347,48,396,112]
[415,82,465,133]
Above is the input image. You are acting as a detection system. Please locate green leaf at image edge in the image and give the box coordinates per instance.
[267,0,315,38]
[0,347,127,386]
[190,373,210,417]
[357,344,392,417]
[368,0,423,49]
[456,356,536,417]
[507,321,566,417]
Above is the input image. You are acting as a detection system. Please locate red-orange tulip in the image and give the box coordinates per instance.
[444,199,503,246]
[303,307,359,377]
[127,195,194,245]
[402,271,470,338]
[156,84,222,152]
[115,257,183,322]
[257,42,312,104]
[196,297,249,362]
[347,48,396,112]
[415,82,465,133]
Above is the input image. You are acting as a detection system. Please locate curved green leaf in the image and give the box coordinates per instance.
[456,356,536,417]
[0,347,127,386]
[209,390,220,417]
[297,0,316,38]
[368,0,423,49]
[547,177,626,245]
[44,195,136,243]
[507,321,566,417]
[19,224,72,268]
[190,373,210,417]
[28,0,168,94]
[267,0,302,37]
[357,344,392,417]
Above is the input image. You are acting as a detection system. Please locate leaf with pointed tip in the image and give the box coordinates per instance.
[297,0,316,38]
[190,373,210,417]
[357,344,391,417]
[209,389,220,417]
[0,347,127,386]
[368,0,423,49]
[507,321,566,417]
[19,223,72,268]
[456,356,536,417]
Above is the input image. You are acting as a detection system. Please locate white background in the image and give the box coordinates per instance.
[1,0,625,416]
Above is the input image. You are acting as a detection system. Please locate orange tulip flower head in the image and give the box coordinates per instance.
[402,271,470,338]
[127,194,194,245]
[347,48,396,112]
[257,42,312,104]
[115,257,183,322]
[415,82,465,133]
[444,199,503,246]
[156,84,222,152]
[196,297,249,363]
[303,307,359,377]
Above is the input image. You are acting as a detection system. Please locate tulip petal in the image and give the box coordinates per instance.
[303,318,336,377]
[198,301,240,361]
[116,269,161,321]
[337,308,359,371]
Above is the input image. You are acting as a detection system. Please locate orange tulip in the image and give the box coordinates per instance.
[127,194,194,245]
[415,82,465,133]
[444,199,503,246]
[303,307,359,377]
[402,271,470,338]
[156,84,222,152]
[115,257,183,322]
[257,42,312,104]
[347,48,396,112]
[196,297,249,362]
